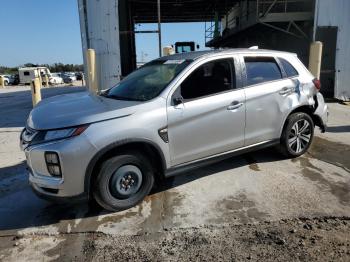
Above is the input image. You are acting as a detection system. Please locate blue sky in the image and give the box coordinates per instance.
[0,0,207,67]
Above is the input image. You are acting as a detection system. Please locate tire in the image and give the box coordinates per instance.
[93,152,154,211]
[4,80,9,86]
[279,112,314,158]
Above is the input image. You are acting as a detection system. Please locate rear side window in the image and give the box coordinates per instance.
[279,58,299,77]
[244,57,282,86]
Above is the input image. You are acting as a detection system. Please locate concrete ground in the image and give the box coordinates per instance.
[0,86,349,261]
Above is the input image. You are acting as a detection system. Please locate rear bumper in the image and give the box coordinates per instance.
[314,92,328,132]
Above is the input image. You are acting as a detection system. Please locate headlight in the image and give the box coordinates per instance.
[43,125,89,142]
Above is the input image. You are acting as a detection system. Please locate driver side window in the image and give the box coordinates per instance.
[180,58,235,100]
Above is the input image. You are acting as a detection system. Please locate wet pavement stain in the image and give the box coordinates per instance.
[45,234,89,262]
[140,190,185,234]
[294,156,350,205]
[214,193,268,224]
[292,155,323,173]
[244,155,261,172]
[308,136,350,171]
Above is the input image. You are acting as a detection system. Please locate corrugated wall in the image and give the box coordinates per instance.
[315,0,350,101]
[77,0,121,91]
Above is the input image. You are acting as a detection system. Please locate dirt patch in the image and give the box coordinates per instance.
[5,217,347,262]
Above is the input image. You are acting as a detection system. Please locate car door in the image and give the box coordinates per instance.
[167,56,246,166]
[242,55,299,145]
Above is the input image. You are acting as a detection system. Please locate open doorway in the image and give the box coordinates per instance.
[316,26,338,98]
[135,22,209,67]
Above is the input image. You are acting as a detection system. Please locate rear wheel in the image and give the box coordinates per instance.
[280,112,314,157]
[93,152,154,211]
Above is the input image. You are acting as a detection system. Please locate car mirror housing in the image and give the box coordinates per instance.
[173,96,184,106]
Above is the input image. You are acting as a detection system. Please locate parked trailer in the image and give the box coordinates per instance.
[18,67,51,85]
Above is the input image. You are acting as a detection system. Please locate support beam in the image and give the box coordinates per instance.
[119,0,137,76]
[77,0,122,90]
[308,41,323,79]
[260,22,303,39]
[157,0,162,57]
[260,0,278,18]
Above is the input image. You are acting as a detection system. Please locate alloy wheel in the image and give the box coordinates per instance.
[288,119,312,153]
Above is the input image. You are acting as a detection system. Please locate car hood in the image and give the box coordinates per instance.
[27,91,141,130]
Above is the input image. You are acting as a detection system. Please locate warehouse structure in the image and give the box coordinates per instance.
[208,0,350,100]
[78,0,350,100]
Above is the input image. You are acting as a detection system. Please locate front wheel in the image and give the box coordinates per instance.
[93,152,154,211]
[279,112,314,158]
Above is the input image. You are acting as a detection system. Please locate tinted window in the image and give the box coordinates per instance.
[244,57,282,86]
[279,58,299,77]
[105,60,191,101]
[180,59,234,100]
[24,71,30,76]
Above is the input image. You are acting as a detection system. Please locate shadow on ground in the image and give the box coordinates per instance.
[326,125,350,133]
[0,147,284,233]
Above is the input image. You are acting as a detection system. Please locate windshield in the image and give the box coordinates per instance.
[103,59,192,101]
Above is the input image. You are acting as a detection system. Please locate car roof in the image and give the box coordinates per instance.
[158,48,296,61]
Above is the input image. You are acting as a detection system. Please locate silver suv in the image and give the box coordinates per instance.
[21,49,328,211]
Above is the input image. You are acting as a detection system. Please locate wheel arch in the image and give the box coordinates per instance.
[279,105,320,137]
[84,139,167,198]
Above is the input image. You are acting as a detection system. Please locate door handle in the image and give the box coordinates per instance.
[227,101,244,110]
[279,87,294,95]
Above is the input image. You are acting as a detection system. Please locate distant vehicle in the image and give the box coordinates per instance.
[174,42,200,53]
[75,72,84,81]
[63,72,77,82]
[49,73,64,85]
[21,49,328,211]
[62,74,73,84]
[9,74,20,85]
[18,67,51,85]
[0,75,10,86]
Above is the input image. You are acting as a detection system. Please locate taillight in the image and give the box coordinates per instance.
[313,78,321,91]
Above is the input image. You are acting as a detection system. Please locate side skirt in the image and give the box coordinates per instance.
[164,139,280,178]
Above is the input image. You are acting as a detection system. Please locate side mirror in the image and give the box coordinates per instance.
[173,96,184,106]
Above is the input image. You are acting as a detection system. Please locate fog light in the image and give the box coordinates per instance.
[45,152,59,164]
[45,152,61,177]
[47,165,61,176]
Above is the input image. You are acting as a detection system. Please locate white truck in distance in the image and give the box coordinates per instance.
[18,67,51,85]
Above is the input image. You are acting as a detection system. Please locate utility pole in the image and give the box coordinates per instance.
[157,0,162,57]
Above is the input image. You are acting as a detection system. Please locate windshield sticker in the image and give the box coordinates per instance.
[164,60,185,65]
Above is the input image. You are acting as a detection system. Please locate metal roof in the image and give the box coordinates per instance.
[130,0,240,23]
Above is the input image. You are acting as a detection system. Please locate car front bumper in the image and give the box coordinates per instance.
[23,133,98,201]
